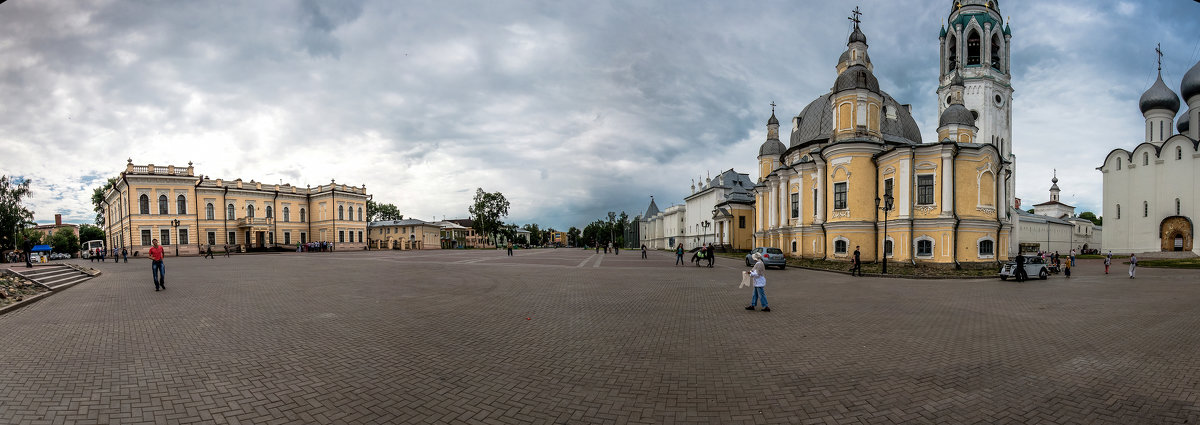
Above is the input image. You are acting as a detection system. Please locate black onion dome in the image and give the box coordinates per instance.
[1179,111,1191,134]
[758,139,786,157]
[834,65,880,93]
[939,103,975,127]
[849,26,867,44]
[767,112,779,126]
[1140,73,1180,114]
[1182,59,1200,101]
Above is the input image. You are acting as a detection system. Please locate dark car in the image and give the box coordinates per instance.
[745,247,787,269]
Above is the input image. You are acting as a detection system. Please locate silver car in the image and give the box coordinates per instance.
[745,247,787,269]
[999,255,1049,280]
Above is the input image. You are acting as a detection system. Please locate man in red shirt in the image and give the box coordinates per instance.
[148,238,166,291]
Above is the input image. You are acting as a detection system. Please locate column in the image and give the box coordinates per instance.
[816,164,826,223]
[996,169,1005,221]
[941,152,954,215]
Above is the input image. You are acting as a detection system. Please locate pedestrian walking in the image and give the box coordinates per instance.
[706,243,715,268]
[744,252,770,312]
[675,244,684,266]
[641,244,647,259]
[507,243,513,256]
[850,245,862,276]
[1070,249,1076,267]
[605,243,610,254]
[1128,253,1137,278]
[595,244,599,254]
[113,248,119,263]
[1063,256,1071,278]
[149,239,166,291]
[122,247,128,263]
[205,245,214,259]
[1104,251,1112,274]
[224,244,230,257]
[614,244,619,255]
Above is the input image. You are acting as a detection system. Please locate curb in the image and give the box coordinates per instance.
[0,289,54,317]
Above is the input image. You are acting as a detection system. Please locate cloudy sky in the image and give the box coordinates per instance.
[1,0,1197,230]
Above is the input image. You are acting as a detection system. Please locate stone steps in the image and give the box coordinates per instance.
[9,265,97,290]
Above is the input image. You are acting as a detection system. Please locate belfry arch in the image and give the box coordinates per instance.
[1160,216,1193,252]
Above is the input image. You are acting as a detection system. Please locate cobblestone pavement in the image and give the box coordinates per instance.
[2,250,1199,424]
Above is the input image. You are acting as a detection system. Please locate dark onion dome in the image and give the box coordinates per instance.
[1140,72,1180,114]
[767,111,779,126]
[758,139,786,157]
[1183,59,1200,101]
[848,25,867,44]
[790,92,922,147]
[1179,111,1191,134]
[834,64,880,93]
[939,103,975,127]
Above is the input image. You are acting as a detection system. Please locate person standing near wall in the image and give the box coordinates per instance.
[1128,253,1138,279]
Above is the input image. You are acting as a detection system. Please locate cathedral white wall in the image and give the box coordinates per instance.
[683,189,721,249]
[1102,135,1200,254]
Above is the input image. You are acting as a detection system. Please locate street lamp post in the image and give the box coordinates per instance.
[171,219,181,256]
[700,220,711,246]
[876,194,894,274]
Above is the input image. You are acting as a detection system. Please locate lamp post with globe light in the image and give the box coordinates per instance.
[876,194,894,274]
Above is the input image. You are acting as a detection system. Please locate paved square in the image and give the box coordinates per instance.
[2,249,1199,424]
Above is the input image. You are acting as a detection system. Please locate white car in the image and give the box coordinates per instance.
[999,255,1049,280]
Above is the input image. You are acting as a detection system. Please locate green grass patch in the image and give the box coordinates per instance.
[1137,258,1200,269]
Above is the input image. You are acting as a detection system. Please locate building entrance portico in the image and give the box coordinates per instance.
[1160,216,1192,252]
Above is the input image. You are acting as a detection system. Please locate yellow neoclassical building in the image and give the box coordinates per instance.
[102,160,371,256]
[754,16,1012,266]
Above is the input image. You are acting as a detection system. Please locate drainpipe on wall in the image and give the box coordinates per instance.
[193,177,201,254]
[995,162,1006,265]
[272,190,279,249]
[222,187,228,250]
[950,143,961,270]
[872,152,880,265]
[909,146,917,266]
[122,173,133,253]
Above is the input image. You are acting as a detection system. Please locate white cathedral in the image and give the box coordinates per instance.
[1099,54,1200,255]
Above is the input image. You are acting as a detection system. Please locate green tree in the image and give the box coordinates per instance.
[567,226,580,247]
[90,177,118,226]
[15,227,43,249]
[468,188,509,245]
[522,223,542,245]
[49,227,80,255]
[367,200,403,222]
[79,224,105,243]
[1078,211,1102,226]
[1,175,35,250]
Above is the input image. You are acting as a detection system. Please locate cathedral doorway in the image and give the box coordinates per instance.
[1159,216,1193,252]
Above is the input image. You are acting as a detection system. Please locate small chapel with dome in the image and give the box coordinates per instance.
[753,2,1015,266]
[1099,47,1200,255]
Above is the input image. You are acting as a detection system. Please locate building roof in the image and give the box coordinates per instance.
[1013,207,1072,225]
[644,198,661,217]
[834,65,880,93]
[368,219,439,228]
[790,91,922,147]
[1139,70,1180,114]
[1182,58,1200,101]
[939,103,975,127]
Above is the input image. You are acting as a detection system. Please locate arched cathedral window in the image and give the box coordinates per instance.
[1177,147,1183,160]
[1144,201,1149,217]
[1116,204,1121,219]
[990,33,1002,70]
[1177,198,1181,216]
[1144,152,1149,166]
[967,30,981,65]
[947,35,957,72]
[1116,158,1121,170]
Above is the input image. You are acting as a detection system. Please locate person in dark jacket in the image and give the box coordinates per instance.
[850,246,862,276]
[706,244,715,267]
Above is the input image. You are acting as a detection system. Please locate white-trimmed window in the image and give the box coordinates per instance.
[833,237,849,255]
[1116,158,1122,170]
[791,193,799,218]
[977,237,995,259]
[283,207,290,222]
[1144,152,1149,166]
[139,194,149,214]
[177,195,187,215]
[227,204,235,219]
[915,236,934,258]
[1144,201,1149,217]
[206,203,214,220]
[247,204,255,218]
[1116,204,1121,219]
[833,182,848,210]
[158,195,169,215]
[300,208,306,223]
[1178,147,1183,160]
[917,175,935,205]
[883,237,894,258]
[207,232,216,245]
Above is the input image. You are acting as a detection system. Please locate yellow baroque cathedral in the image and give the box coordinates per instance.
[754,3,1014,266]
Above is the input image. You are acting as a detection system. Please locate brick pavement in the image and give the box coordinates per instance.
[1,250,1199,424]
